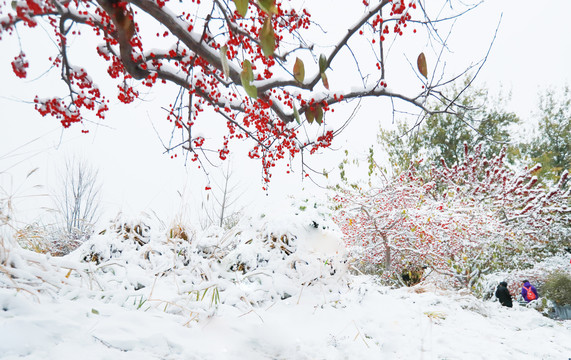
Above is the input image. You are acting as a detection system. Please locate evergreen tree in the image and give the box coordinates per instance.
[379,83,519,171]
[524,86,571,182]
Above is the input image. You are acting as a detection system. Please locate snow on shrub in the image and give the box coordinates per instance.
[333,160,502,287]
[542,270,571,306]
[0,197,89,297]
[333,144,571,288]
[0,232,88,299]
[57,201,349,320]
[78,213,153,265]
[13,223,85,256]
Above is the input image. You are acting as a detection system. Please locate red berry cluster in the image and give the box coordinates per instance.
[11,52,29,78]
[357,0,418,42]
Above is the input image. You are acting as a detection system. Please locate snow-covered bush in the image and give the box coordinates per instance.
[333,161,505,287]
[542,270,571,306]
[60,202,349,320]
[13,223,50,254]
[14,223,85,256]
[0,215,86,299]
[167,221,193,242]
[333,144,571,288]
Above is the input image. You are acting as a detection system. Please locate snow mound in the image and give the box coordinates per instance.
[61,207,349,318]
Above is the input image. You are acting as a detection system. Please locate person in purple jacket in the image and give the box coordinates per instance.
[521,280,539,302]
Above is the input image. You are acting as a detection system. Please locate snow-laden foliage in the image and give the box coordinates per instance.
[1,201,348,321]
[14,222,86,256]
[542,270,571,306]
[332,144,571,288]
[430,144,570,246]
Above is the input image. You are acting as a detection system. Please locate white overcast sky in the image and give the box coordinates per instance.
[1,0,570,226]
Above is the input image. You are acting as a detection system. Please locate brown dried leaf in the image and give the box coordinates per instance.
[417,52,428,79]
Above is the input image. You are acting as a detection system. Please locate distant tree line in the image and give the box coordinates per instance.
[376,82,570,184]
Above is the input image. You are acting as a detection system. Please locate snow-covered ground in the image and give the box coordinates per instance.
[1,206,571,359]
[2,279,571,359]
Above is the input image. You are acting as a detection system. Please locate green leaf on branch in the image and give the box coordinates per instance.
[219,45,230,79]
[241,59,253,82]
[306,107,315,124]
[257,0,277,14]
[305,105,323,125]
[260,17,275,57]
[240,60,257,98]
[233,0,249,17]
[315,104,323,124]
[293,104,301,124]
[319,54,327,73]
[293,57,305,83]
[318,54,329,89]
[243,83,258,99]
[417,52,428,79]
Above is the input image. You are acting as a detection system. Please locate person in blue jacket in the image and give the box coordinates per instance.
[521,280,538,302]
